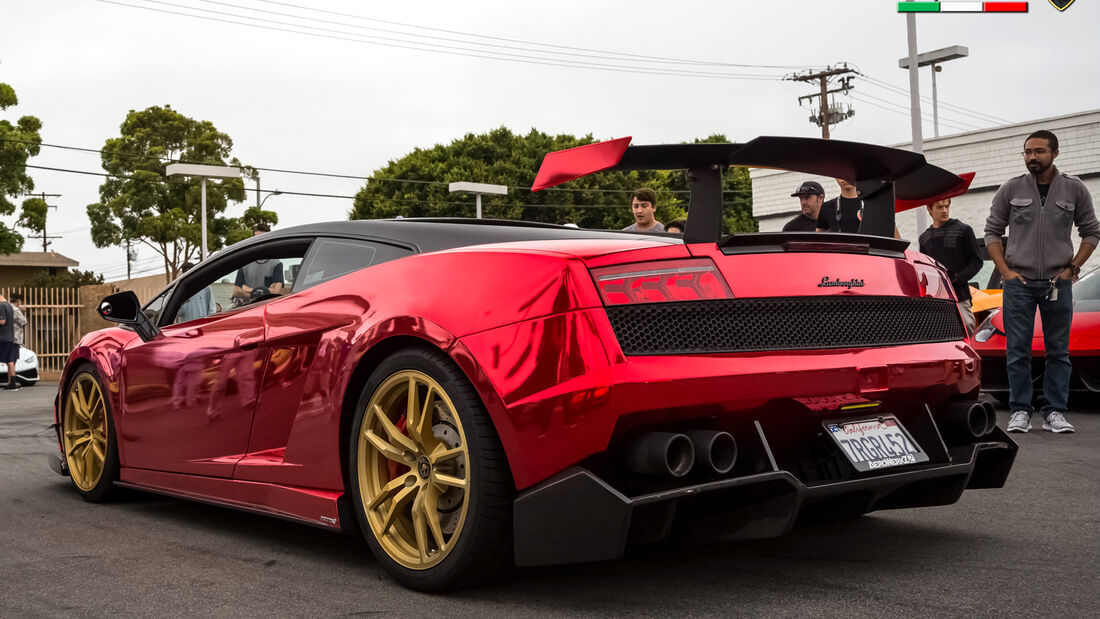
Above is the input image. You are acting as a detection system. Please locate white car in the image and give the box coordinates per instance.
[14,346,38,386]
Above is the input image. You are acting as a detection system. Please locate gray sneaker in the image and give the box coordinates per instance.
[1006,410,1032,433]
[1042,412,1075,433]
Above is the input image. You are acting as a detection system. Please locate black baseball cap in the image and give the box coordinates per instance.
[791,181,825,197]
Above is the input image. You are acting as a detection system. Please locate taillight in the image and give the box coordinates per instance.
[590,259,733,306]
[914,263,956,300]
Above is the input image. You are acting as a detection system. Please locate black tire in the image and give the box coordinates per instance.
[62,366,120,503]
[348,346,514,591]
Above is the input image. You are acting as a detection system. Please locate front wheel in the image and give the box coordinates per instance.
[348,346,514,591]
[62,367,120,502]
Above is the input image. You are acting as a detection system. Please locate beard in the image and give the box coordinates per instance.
[1027,159,1052,175]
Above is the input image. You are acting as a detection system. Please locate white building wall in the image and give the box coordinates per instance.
[752,109,1100,272]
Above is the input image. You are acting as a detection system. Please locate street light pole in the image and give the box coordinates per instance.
[931,63,941,137]
[899,45,968,139]
[259,190,282,209]
[448,182,508,219]
[165,163,242,262]
[904,6,928,233]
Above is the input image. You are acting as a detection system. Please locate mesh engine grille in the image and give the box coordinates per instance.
[605,296,965,355]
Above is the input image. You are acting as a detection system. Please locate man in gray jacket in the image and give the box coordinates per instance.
[985,130,1100,434]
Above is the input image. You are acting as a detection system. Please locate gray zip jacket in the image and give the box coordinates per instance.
[984,169,1100,280]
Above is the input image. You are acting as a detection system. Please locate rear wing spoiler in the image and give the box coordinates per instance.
[531,136,972,243]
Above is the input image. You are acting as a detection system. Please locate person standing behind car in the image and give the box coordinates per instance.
[817,178,903,239]
[232,259,284,305]
[232,224,283,304]
[0,295,19,391]
[622,188,665,233]
[984,129,1100,435]
[816,179,863,234]
[919,198,982,333]
[783,181,825,232]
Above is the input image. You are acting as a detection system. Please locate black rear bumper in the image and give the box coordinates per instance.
[513,429,1016,567]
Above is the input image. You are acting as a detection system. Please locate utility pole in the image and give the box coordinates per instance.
[24,192,62,251]
[786,64,857,139]
[124,238,135,280]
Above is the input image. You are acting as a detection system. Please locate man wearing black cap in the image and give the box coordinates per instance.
[783,181,825,232]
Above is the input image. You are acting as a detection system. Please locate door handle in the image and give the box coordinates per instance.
[234,328,265,351]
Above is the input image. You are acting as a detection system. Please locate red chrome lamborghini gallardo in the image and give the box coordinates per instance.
[50,137,1016,591]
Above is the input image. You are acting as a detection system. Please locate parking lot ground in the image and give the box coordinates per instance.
[2,383,1097,617]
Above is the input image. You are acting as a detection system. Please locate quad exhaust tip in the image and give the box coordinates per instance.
[939,400,996,442]
[625,432,695,478]
[625,430,739,478]
[685,430,738,475]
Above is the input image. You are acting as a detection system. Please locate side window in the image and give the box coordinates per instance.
[169,241,311,325]
[295,238,410,291]
[142,286,174,325]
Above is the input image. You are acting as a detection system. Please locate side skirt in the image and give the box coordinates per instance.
[117,467,349,532]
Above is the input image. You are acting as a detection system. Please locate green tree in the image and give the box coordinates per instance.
[17,196,48,239]
[350,127,683,230]
[223,205,279,246]
[0,82,43,254]
[22,268,105,288]
[86,105,252,279]
[664,134,757,235]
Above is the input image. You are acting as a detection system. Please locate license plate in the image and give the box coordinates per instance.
[824,416,929,472]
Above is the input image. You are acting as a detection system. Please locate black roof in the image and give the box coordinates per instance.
[244,218,681,254]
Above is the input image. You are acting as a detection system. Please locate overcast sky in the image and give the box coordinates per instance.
[2,0,1098,281]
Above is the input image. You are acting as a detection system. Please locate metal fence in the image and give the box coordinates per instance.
[0,286,81,375]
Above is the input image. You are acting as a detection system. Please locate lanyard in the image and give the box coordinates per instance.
[835,196,864,227]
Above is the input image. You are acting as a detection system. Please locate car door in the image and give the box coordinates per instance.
[117,237,311,477]
[233,237,413,487]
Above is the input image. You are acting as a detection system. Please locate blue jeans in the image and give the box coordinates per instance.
[1002,278,1073,414]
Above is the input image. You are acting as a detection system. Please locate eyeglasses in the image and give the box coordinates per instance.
[1022,149,1051,157]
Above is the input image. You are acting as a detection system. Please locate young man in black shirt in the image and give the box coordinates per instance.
[918,198,982,333]
[817,178,903,238]
[816,178,866,234]
[782,181,824,232]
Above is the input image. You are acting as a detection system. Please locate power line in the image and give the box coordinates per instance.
[11,139,755,194]
[857,82,987,130]
[850,90,980,131]
[849,94,976,133]
[20,163,751,207]
[851,90,980,130]
[858,74,1012,125]
[2,137,413,182]
[250,0,819,70]
[191,0,813,71]
[96,0,786,81]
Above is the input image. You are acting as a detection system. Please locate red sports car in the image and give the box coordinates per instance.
[973,268,1100,400]
[50,137,1016,591]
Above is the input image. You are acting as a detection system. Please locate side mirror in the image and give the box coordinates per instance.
[98,291,161,342]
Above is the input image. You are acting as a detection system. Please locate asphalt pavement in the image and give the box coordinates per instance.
[1,382,1097,617]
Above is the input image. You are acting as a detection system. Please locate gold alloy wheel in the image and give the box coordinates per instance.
[356,370,471,570]
[63,374,109,492]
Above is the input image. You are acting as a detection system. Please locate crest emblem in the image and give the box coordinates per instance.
[1049,0,1075,10]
